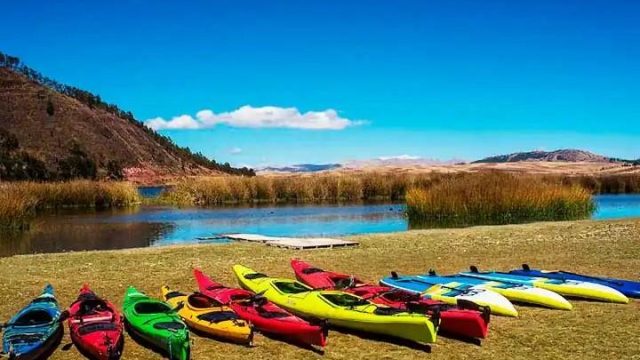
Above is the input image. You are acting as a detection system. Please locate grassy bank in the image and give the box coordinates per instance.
[407,173,595,228]
[0,220,638,359]
[0,181,140,230]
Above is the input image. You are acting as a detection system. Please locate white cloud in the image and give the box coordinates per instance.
[378,155,422,161]
[229,147,243,155]
[145,105,363,131]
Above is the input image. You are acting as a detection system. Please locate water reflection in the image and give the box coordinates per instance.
[0,203,406,257]
[1,195,639,257]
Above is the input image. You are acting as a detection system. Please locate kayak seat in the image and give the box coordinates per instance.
[78,322,118,335]
[13,310,53,326]
[188,294,222,308]
[153,321,186,331]
[373,307,407,316]
[164,291,186,300]
[197,311,239,323]
[244,273,268,280]
[321,293,369,308]
[78,299,108,316]
[273,281,311,294]
[301,268,324,275]
[134,302,171,314]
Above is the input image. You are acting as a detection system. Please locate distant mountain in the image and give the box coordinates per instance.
[344,156,465,168]
[260,163,342,173]
[0,52,254,182]
[473,149,616,164]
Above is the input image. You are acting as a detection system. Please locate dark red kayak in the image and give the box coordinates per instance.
[194,269,327,348]
[67,284,124,360]
[291,259,490,340]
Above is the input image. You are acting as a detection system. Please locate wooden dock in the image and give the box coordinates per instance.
[222,234,359,250]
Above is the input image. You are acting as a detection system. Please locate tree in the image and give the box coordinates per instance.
[46,99,55,116]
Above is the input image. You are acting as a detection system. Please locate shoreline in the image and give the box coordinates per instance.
[1,219,639,359]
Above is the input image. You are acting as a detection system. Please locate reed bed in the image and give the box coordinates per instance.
[406,172,595,228]
[0,181,141,230]
[156,173,425,206]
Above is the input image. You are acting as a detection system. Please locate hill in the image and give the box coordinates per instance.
[0,52,253,183]
[473,149,615,164]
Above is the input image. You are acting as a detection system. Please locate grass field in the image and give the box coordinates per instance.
[0,219,639,359]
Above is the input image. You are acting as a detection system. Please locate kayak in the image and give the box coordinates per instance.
[418,271,572,310]
[193,269,326,348]
[68,284,124,360]
[290,259,490,339]
[1,284,64,360]
[460,266,629,303]
[380,272,519,317]
[233,264,439,346]
[122,287,190,360]
[160,286,253,345]
[510,264,640,298]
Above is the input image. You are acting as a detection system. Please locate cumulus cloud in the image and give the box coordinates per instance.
[145,105,363,131]
[378,155,422,161]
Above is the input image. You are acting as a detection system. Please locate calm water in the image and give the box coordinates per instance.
[1,195,639,257]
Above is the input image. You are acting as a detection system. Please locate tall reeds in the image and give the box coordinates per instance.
[155,173,423,206]
[0,181,141,230]
[406,172,596,228]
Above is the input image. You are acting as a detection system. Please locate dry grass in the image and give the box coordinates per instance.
[0,219,638,359]
[407,172,595,227]
[0,181,141,229]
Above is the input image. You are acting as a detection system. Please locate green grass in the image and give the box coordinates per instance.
[0,181,141,230]
[407,172,596,228]
[0,219,638,359]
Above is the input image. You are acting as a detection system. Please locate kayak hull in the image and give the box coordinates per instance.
[460,271,629,304]
[194,269,326,347]
[510,267,640,299]
[161,286,253,345]
[380,275,518,317]
[291,259,489,339]
[1,285,63,360]
[233,264,438,345]
[122,287,190,360]
[417,274,572,310]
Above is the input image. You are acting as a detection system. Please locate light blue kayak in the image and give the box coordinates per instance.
[459,266,629,303]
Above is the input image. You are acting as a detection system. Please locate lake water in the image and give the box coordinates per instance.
[1,195,639,257]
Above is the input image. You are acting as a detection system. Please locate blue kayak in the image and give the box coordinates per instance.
[510,264,640,298]
[1,285,64,359]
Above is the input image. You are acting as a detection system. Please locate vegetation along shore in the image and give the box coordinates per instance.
[406,172,596,228]
[0,219,638,359]
[0,181,140,230]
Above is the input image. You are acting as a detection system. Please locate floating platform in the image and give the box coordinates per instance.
[222,233,359,250]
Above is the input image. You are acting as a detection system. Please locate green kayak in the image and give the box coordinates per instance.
[122,287,190,360]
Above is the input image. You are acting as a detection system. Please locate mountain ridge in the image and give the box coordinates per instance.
[0,52,254,183]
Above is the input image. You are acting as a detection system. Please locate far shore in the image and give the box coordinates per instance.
[1,219,638,359]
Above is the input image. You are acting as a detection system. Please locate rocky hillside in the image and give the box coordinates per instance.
[474,149,616,164]
[0,52,253,183]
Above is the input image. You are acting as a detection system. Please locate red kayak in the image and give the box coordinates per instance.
[193,269,327,348]
[291,259,490,340]
[67,284,124,360]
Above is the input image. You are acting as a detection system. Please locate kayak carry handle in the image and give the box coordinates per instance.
[390,271,399,279]
[469,265,479,273]
[522,264,531,271]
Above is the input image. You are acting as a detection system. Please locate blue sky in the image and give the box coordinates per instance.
[2,0,639,166]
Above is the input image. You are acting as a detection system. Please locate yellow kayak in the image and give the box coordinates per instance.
[161,286,254,345]
[416,273,572,310]
[232,265,439,345]
[460,268,629,304]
